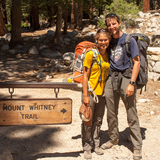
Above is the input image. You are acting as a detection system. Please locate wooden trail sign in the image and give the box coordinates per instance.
[0,98,72,126]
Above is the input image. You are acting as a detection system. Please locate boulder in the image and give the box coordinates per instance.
[1,44,9,51]
[28,46,39,55]
[41,49,61,59]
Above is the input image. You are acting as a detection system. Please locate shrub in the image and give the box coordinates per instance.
[98,0,140,28]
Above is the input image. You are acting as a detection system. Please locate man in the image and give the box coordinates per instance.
[101,13,142,160]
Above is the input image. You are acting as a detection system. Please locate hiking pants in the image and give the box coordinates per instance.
[104,75,142,150]
[81,94,105,151]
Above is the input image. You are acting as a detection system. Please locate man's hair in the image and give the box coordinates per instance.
[105,13,120,25]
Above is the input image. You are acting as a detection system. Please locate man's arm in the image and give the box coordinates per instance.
[126,55,140,97]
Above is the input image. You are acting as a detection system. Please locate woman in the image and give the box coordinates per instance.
[81,29,111,159]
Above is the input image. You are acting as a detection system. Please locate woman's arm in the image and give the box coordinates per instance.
[82,66,90,106]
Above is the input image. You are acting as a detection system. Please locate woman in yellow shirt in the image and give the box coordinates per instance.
[82,29,111,159]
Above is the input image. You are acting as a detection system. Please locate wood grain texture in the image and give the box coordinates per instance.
[0,98,72,125]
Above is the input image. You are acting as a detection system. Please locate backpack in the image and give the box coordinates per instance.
[124,33,150,94]
[66,41,101,103]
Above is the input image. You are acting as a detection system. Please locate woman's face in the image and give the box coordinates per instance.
[97,33,110,50]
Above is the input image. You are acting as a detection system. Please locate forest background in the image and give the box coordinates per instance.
[0,0,159,48]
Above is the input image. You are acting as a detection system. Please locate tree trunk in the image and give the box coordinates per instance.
[99,0,102,16]
[143,0,150,13]
[77,1,83,29]
[63,0,68,35]
[136,0,140,6]
[30,2,40,30]
[0,4,8,36]
[54,3,62,45]
[71,0,74,23]
[48,0,55,27]
[74,2,78,28]
[89,0,93,20]
[154,0,159,10]
[1,0,7,24]
[10,0,22,47]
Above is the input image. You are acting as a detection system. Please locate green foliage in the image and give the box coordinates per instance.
[5,24,12,31]
[97,15,107,28]
[105,0,139,20]
[98,0,140,28]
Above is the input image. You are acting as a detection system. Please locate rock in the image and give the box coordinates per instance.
[138,11,144,18]
[0,37,5,41]
[82,27,89,33]
[32,36,41,40]
[47,30,55,36]
[46,75,52,80]
[150,111,155,115]
[148,72,160,81]
[137,99,150,103]
[85,32,96,36]
[72,30,79,35]
[148,60,155,67]
[154,91,158,96]
[0,149,13,160]
[64,38,70,43]
[151,22,157,28]
[4,33,11,42]
[150,17,158,23]
[1,44,9,51]
[14,45,23,50]
[8,49,16,54]
[153,61,160,73]
[147,47,160,55]
[50,59,59,66]
[28,46,39,55]
[155,13,160,16]
[147,55,160,61]
[41,49,61,59]
[39,44,49,50]
[88,24,96,29]
[55,64,63,72]
[135,18,144,23]
[36,72,44,79]
[23,37,30,41]
[146,28,153,32]
[63,52,74,66]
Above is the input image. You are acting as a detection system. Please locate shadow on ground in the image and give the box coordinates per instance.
[0,125,63,160]
[100,127,147,152]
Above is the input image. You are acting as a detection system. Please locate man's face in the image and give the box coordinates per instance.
[106,18,121,36]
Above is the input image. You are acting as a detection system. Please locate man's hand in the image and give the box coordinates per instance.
[126,84,134,97]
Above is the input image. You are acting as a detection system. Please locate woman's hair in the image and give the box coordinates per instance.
[94,28,112,41]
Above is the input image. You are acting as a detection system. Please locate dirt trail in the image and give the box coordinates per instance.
[0,76,160,160]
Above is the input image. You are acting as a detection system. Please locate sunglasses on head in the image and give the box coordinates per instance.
[97,28,108,33]
[105,13,119,19]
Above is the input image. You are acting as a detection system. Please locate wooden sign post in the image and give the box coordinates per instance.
[0,98,72,126]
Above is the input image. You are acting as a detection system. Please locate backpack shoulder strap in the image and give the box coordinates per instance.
[125,34,132,56]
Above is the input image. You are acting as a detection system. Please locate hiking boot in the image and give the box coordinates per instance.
[133,149,142,160]
[94,147,104,155]
[84,150,92,159]
[101,140,119,150]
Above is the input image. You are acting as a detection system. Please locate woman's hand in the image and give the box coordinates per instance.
[83,95,90,106]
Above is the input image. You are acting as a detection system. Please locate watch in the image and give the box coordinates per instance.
[129,81,135,86]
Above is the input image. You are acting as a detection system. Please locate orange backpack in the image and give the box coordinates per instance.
[65,41,100,103]
[73,41,99,83]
